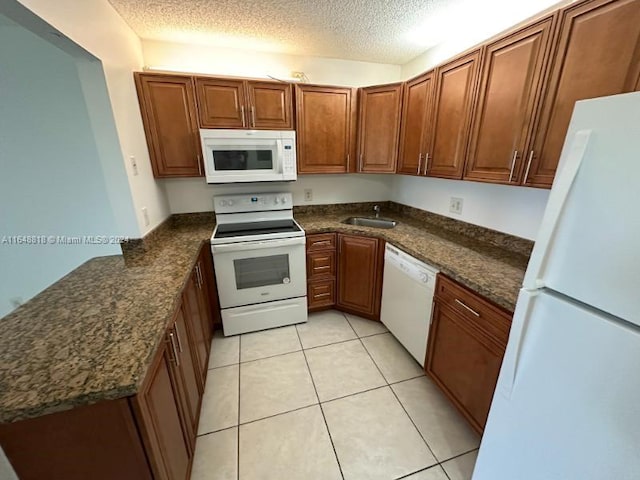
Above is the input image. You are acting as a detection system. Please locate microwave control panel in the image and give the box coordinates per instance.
[282,138,296,174]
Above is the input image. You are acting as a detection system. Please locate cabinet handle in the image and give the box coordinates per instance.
[314,265,331,271]
[197,154,202,176]
[424,153,430,175]
[523,151,534,184]
[241,106,246,128]
[359,153,363,171]
[169,333,180,366]
[313,240,331,247]
[508,150,518,182]
[347,154,350,168]
[314,292,331,298]
[197,264,204,289]
[454,298,480,317]
[417,153,422,175]
[174,322,183,353]
[251,106,256,128]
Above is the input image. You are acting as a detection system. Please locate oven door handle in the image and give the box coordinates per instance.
[212,236,306,253]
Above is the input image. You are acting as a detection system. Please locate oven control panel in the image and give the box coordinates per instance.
[214,192,293,214]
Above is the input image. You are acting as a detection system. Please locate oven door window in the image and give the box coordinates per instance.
[212,149,274,171]
[233,254,290,289]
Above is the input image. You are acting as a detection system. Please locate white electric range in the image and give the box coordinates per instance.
[210,192,308,336]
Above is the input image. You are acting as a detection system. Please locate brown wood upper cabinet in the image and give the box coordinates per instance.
[134,73,203,178]
[524,0,640,188]
[336,234,384,320]
[357,83,403,173]
[427,50,481,179]
[397,72,435,176]
[295,84,357,174]
[195,77,293,130]
[464,16,556,185]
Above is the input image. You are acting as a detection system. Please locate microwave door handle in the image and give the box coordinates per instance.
[212,237,305,253]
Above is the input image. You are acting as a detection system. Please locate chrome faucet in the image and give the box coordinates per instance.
[373,205,381,218]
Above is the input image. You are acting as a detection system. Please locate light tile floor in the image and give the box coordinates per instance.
[192,310,480,480]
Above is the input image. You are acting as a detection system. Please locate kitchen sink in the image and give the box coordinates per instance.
[342,216,398,229]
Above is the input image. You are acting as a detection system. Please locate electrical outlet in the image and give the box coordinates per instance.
[142,207,150,226]
[130,155,138,176]
[304,189,313,202]
[449,197,463,215]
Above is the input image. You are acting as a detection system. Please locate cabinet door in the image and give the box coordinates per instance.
[525,0,640,188]
[336,235,383,319]
[246,81,293,129]
[173,306,202,430]
[358,83,403,173]
[182,273,208,383]
[134,74,202,178]
[426,302,505,433]
[427,50,481,179]
[136,343,191,480]
[464,17,556,184]
[397,72,435,176]
[199,245,221,330]
[195,257,214,350]
[295,84,357,174]
[195,77,247,128]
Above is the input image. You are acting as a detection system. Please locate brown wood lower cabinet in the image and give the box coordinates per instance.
[306,233,337,312]
[426,275,512,434]
[134,339,193,480]
[305,232,385,320]
[336,234,384,320]
[0,243,220,480]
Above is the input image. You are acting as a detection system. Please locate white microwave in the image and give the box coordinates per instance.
[200,129,297,183]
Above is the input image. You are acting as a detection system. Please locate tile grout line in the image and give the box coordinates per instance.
[295,322,346,480]
[357,336,391,386]
[358,334,442,474]
[388,386,440,468]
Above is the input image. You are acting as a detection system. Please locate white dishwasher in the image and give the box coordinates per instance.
[380,244,439,367]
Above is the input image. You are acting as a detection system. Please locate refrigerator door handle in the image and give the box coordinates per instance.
[499,289,539,399]
[523,130,592,289]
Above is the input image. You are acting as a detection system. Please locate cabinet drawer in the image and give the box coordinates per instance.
[307,251,336,279]
[306,233,336,252]
[435,275,512,345]
[308,279,336,310]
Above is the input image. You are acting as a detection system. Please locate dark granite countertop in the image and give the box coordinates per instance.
[0,220,215,424]
[0,204,530,424]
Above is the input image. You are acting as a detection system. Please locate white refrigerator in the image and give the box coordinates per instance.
[473,92,640,480]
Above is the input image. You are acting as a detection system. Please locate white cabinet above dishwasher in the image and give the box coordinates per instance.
[380,244,439,366]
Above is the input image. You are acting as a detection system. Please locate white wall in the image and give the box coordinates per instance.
[0,20,124,317]
[391,176,548,240]
[14,0,170,235]
[142,39,402,87]
[162,175,393,213]
[401,0,569,78]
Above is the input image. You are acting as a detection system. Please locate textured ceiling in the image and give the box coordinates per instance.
[107,0,492,64]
